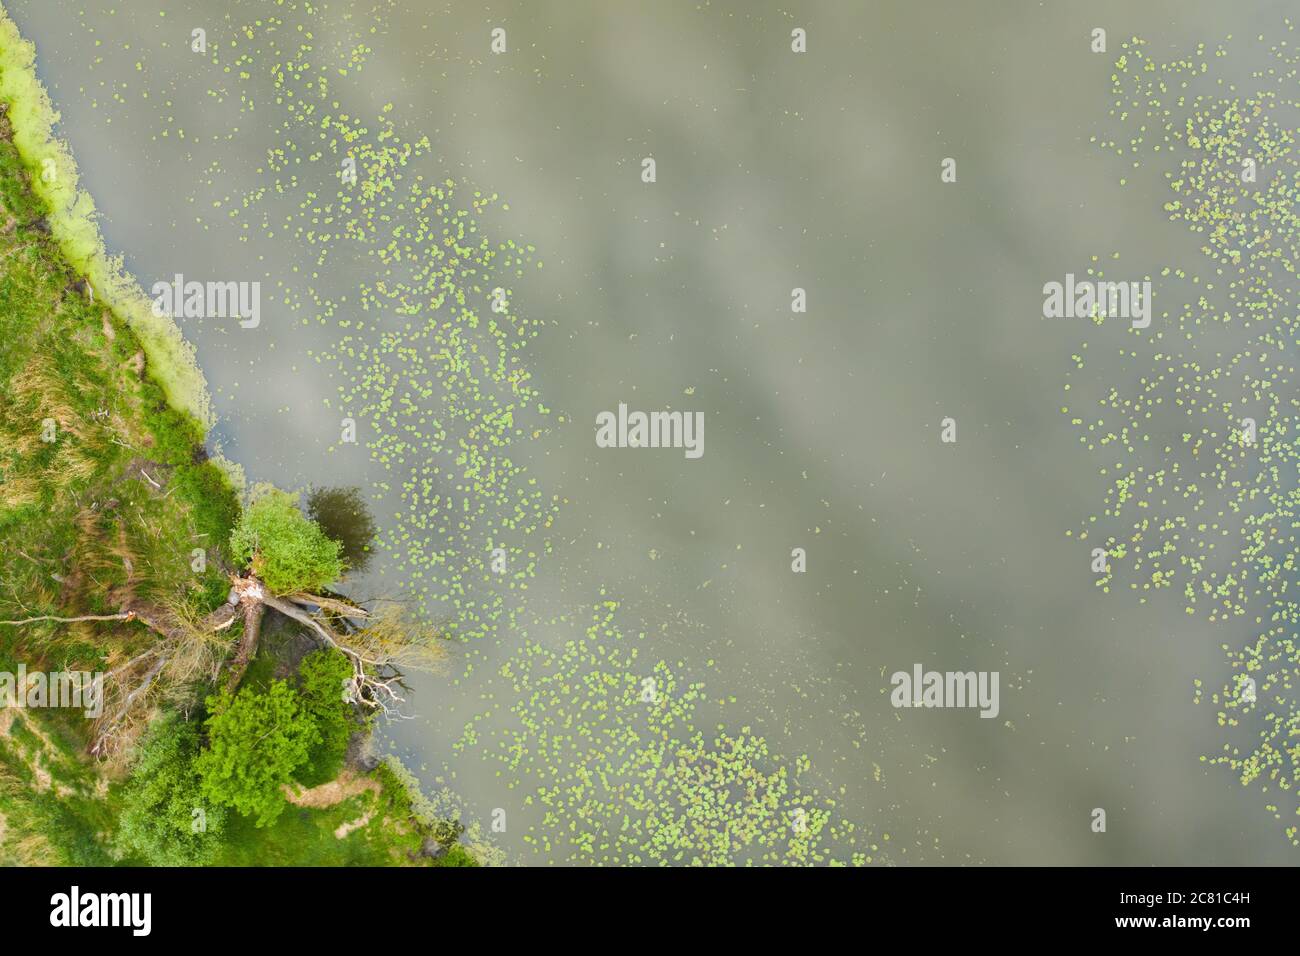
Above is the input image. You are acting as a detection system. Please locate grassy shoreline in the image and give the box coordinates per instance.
[0,13,472,867]
[0,6,210,428]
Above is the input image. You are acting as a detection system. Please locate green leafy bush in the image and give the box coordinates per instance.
[229,484,344,595]
[295,648,358,787]
[196,680,319,827]
[115,713,226,865]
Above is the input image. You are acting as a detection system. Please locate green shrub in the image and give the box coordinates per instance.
[196,680,319,828]
[229,484,344,595]
[115,713,226,865]
[295,648,358,787]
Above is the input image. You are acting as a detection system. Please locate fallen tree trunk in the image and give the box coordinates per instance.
[287,592,369,620]
[11,572,432,755]
[261,592,409,716]
[223,601,266,692]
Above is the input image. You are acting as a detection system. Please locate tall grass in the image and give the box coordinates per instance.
[0,6,211,428]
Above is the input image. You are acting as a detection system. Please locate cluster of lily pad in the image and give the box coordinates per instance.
[1070,29,1300,843]
[457,601,880,865]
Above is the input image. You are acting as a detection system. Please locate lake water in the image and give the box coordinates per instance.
[9,0,1296,864]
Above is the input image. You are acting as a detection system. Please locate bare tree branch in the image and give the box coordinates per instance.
[286,592,370,619]
[0,611,136,626]
[90,652,168,757]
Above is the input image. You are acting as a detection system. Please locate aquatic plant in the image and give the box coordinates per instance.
[1071,28,1300,844]
[459,601,880,866]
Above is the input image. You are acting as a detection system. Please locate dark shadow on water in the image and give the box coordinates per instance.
[306,486,377,574]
